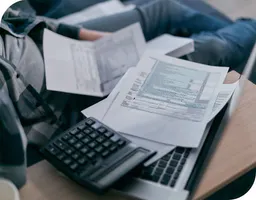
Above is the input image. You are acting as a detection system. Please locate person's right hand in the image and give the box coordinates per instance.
[79,28,111,41]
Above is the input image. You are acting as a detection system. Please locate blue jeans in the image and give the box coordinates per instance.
[79,0,256,70]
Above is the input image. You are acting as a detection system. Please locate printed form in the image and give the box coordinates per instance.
[43,23,146,96]
[100,53,229,147]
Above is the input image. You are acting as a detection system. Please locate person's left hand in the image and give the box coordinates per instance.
[79,28,111,41]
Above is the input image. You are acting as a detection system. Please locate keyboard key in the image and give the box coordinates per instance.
[63,158,72,165]
[95,145,104,153]
[173,153,182,161]
[161,175,171,185]
[80,147,89,154]
[170,180,176,187]
[88,141,98,149]
[82,137,91,144]
[110,135,120,143]
[180,158,187,165]
[155,167,164,175]
[184,150,191,158]
[72,153,80,160]
[76,132,85,139]
[159,160,167,168]
[85,118,95,126]
[83,128,93,135]
[104,132,113,138]
[175,147,185,154]
[90,132,98,139]
[78,123,86,130]
[152,175,161,183]
[70,163,79,171]
[68,138,77,145]
[47,145,59,156]
[74,142,83,149]
[101,150,110,158]
[161,154,171,162]
[96,136,106,143]
[166,167,175,175]
[97,127,107,134]
[65,147,75,155]
[70,128,79,135]
[62,133,71,141]
[110,145,118,152]
[177,166,183,172]
[118,140,126,147]
[169,160,178,167]
[160,178,170,185]
[54,140,66,150]
[103,141,112,148]
[78,157,87,165]
[57,153,66,161]
[87,151,96,159]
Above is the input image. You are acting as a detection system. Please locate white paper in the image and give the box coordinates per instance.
[43,23,146,96]
[82,68,175,166]
[58,0,135,25]
[101,53,229,147]
[147,34,194,58]
[208,82,238,121]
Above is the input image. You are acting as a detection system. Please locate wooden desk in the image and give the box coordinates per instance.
[20,72,256,200]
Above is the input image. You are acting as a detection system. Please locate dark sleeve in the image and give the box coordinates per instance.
[56,23,80,40]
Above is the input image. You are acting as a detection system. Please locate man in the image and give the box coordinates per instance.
[1,0,255,147]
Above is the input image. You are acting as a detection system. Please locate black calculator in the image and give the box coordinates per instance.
[41,117,155,194]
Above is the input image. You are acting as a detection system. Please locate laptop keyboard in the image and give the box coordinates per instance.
[137,147,191,187]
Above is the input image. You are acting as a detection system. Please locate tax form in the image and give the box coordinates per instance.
[100,53,229,147]
[58,0,135,25]
[43,23,146,96]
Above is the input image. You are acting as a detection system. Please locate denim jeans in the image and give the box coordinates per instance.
[79,0,256,70]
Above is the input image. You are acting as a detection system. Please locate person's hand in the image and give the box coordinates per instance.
[79,28,111,41]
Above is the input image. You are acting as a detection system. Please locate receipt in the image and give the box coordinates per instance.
[43,23,145,96]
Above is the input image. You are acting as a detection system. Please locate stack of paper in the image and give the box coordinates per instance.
[82,53,238,149]
[58,0,135,25]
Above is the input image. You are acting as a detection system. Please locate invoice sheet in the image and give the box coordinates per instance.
[101,53,229,147]
[43,23,145,96]
[58,0,135,25]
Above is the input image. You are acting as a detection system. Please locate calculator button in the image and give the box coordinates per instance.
[83,128,93,135]
[47,145,59,156]
[80,147,89,154]
[54,140,66,150]
[102,150,110,158]
[72,153,80,160]
[82,137,91,144]
[85,119,95,126]
[103,141,112,148]
[110,145,118,152]
[65,147,75,155]
[76,132,85,139]
[96,136,106,143]
[118,140,126,147]
[68,138,78,145]
[88,141,98,149]
[97,127,107,134]
[87,151,96,159]
[89,132,98,139]
[78,123,86,130]
[95,145,104,153]
[104,132,113,138]
[110,135,120,143]
[70,163,79,171]
[62,133,71,141]
[57,153,66,161]
[74,142,83,149]
[78,157,87,165]
[63,158,72,165]
[70,128,79,135]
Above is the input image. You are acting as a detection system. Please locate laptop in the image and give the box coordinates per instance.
[115,43,256,200]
